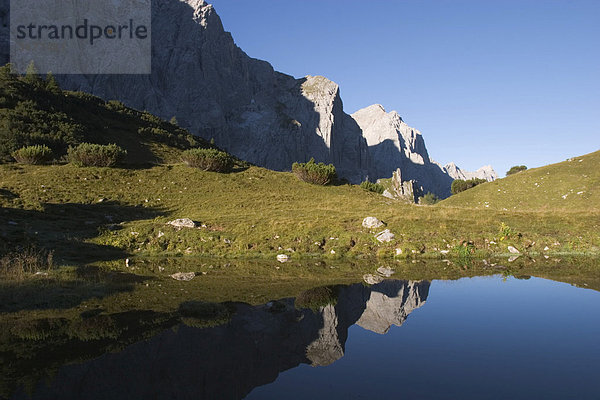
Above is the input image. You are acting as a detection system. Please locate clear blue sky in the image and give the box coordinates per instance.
[209,0,600,175]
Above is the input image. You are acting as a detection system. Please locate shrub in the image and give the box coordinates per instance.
[360,181,385,194]
[506,165,527,176]
[419,192,439,205]
[451,178,487,195]
[11,145,53,165]
[181,148,234,172]
[292,158,337,185]
[67,143,127,167]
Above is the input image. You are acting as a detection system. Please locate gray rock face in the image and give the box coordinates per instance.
[0,0,494,192]
[353,104,497,198]
[444,162,498,182]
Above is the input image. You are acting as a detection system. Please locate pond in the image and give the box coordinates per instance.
[3,267,600,399]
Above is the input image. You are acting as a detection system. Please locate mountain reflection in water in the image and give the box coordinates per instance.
[13,280,429,400]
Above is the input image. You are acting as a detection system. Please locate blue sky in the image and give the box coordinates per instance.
[209,0,600,175]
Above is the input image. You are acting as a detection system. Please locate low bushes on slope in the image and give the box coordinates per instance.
[181,148,234,172]
[292,158,337,185]
[451,178,487,195]
[360,181,385,194]
[11,145,53,165]
[68,143,127,167]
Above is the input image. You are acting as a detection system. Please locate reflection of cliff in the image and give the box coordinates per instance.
[14,280,429,400]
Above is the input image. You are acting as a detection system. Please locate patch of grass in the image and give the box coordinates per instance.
[0,246,54,280]
[441,150,600,212]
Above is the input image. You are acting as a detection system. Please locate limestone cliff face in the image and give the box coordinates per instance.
[0,0,494,191]
[443,162,498,182]
[353,104,497,197]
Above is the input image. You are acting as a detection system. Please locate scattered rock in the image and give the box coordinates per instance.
[395,248,403,256]
[544,246,550,251]
[440,250,450,255]
[125,258,130,267]
[158,231,165,238]
[363,274,384,285]
[362,217,384,229]
[330,250,336,254]
[375,229,395,243]
[508,255,520,262]
[170,272,195,281]
[507,246,520,254]
[376,266,395,277]
[276,254,289,263]
[382,190,395,200]
[167,218,197,229]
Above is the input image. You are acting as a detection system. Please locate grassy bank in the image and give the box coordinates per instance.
[1,162,599,264]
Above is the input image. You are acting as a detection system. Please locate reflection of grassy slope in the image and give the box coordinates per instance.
[1,257,598,399]
[440,150,600,212]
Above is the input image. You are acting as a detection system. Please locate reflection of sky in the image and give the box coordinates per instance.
[247,276,600,399]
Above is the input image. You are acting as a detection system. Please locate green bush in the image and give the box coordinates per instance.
[67,143,127,167]
[181,148,234,172]
[451,178,487,195]
[11,145,53,165]
[419,192,439,205]
[292,158,337,185]
[360,181,385,194]
[506,165,527,176]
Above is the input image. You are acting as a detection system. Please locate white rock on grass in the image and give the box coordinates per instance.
[395,248,403,256]
[507,246,520,254]
[363,274,384,285]
[362,217,384,229]
[376,266,395,277]
[167,218,197,229]
[170,272,195,281]
[276,254,289,263]
[375,229,395,243]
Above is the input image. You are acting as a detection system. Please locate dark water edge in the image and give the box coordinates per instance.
[1,258,600,399]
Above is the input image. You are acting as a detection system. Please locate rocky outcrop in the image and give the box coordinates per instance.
[353,104,497,198]
[443,162,498,182]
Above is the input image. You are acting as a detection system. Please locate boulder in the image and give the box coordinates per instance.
[507,246,520,254]
[363,274,384,285]
[375,229,395,243]
[362,217,384,229]
[167,218,197,229]
[170,272,196,281]
[376,266,395,277]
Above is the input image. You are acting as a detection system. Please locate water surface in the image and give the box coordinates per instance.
[6,274,600,400]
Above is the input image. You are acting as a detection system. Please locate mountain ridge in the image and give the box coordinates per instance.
[0,0,496,197]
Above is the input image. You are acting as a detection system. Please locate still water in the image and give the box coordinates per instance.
[7,275,600,399]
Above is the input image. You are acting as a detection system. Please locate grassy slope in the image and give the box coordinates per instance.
[1,162,599,262]
[440,150,600,212]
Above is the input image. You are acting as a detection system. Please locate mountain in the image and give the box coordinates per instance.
[0,0,495,197]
